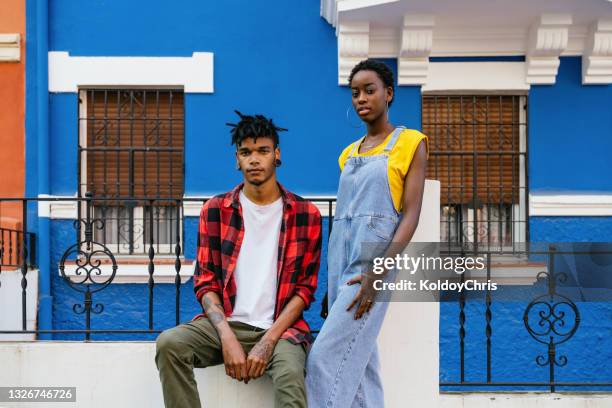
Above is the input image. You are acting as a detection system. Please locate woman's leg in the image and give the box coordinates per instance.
[350,347,384,408]
[305,279,390,408]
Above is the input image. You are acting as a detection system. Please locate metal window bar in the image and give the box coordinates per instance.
[77,89,185,256]
[423,95,528,256]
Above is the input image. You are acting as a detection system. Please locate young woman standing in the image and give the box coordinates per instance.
[306,60,429,407]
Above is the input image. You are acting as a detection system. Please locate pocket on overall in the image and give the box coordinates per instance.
[366,215,397,241]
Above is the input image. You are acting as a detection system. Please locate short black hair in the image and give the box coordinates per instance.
[226,110,287,148]
[348,59,395,106]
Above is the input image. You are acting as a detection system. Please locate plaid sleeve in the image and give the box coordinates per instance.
[193,201,221,306]
[293,204,322,310]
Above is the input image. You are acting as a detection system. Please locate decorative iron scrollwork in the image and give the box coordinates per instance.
[58,192,117,340]
[523,246,580,391]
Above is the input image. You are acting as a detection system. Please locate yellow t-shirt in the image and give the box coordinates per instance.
[338,128,429,213]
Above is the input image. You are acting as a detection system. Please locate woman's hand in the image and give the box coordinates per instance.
[346,273,378,319]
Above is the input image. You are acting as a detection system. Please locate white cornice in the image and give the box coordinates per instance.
[529,193,612,216]
[0,34,20,62]
[48,52,214,93]
[582,19,612,84]
[525,14,572,84]
[324,0,612,86]
[398,15,434,85]
[338,21,370,84]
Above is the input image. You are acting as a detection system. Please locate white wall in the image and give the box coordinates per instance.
[0,269,38,341]
[0,342,610,408]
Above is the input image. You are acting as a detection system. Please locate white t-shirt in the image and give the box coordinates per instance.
[227,190,282,329]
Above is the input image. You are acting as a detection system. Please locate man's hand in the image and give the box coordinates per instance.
[346,272,379,319]
[221,334,249,382]
[246,336,277,382]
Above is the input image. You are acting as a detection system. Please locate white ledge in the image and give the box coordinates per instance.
[529,193,612,216]
[422,62,529,92]
[38,195,338,218]
[59,260,195,284]
[0,34,20,62]
[48,52,214,93]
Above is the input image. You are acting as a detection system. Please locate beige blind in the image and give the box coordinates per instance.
[83,90,184,203]
[422,95,521,205]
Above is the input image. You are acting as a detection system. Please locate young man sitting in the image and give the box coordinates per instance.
[155,111,322,408]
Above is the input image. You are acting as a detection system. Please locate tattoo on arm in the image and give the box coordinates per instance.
[250,338,274,361]
[203,296,225,327]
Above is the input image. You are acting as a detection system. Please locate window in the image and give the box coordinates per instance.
[422,95,528,254]
[78,89,184,256]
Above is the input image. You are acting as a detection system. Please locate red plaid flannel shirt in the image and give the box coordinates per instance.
[192,183,322,346]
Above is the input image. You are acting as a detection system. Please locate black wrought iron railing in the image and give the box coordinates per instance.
[1,195,611,393]
[0,226,36,269]
[0,195,334,340]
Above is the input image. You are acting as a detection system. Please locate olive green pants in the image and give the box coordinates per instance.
[155,317,307,408]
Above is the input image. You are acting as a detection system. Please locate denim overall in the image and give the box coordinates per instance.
[306,127,405,408]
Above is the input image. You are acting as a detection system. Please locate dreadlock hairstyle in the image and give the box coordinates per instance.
[348,59,395,107]
[226,110,287,148]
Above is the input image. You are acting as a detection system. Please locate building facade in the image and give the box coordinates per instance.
[1,0,611,403]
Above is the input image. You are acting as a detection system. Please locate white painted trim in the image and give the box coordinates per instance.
[44,193,612,218]
[582,20,612,84]
[338,22,370,84]
[398,15,434,85]
[526,14,572,84]
[336,0,399,15]
[38,194,78,219]
[325,0,612,85]
[48,52,214,93]
[183,197,338,217]
[530,193,612,216]
[0,33,20,62]
[368,26,590,59]
[422,62,530,92]
[59,260,194,284]
[183,200,205,217]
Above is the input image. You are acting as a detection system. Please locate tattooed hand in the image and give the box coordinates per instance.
[245,336,276,381]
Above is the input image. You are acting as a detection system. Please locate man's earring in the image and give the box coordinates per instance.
[236,163,241,171]
[275,159,282,167]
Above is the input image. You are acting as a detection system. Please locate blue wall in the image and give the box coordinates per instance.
[440,300,612,391]
[46,0,421,196]
[529,57,612,193]
[29,0,612,392]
